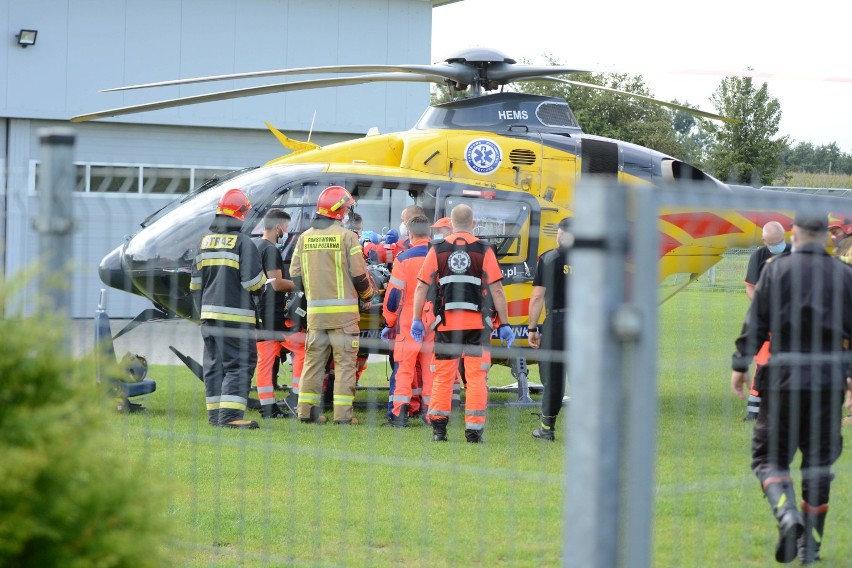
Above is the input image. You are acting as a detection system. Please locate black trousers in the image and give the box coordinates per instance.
[752,385,844,506]
[540,314,567,419]
[202,322,257,425]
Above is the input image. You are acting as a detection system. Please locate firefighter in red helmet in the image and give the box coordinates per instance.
[289,186,375,424]
[190,188,267,429]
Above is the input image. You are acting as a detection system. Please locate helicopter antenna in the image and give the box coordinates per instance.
[307,110,317,143]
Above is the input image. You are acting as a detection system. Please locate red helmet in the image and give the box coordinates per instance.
[216,188,251,221]
[316,185,355,220]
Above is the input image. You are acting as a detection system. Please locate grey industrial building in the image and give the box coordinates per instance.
[2,0,459,318]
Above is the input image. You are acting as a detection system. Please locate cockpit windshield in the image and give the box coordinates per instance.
[140,167,258,228]
[125,165,325,265]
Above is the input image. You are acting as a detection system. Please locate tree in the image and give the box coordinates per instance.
[669,100,715,168]
[430,84,466,105]
[706,75,789,185]
[783,141,817,172]
[516,68,685,158]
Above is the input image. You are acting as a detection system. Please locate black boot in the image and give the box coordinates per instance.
[387,404,409,428]
[798,505,827,565]
[220,419,260,429]
[432,418,448,442]
[207,409,220,426]
[260,402,290,419]
[532,415,557,441]
[763,480,804,563]
[464,428,483,443]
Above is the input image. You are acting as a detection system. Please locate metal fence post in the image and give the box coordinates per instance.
[564,179,629,567]
[618,185,660,568]
[36,128,76,335]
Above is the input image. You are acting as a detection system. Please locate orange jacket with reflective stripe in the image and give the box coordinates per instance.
[383,238,432,332]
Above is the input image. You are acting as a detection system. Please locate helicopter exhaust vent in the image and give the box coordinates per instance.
[509,149,536,166]
[535,102,576,128]
[542,224,559,237]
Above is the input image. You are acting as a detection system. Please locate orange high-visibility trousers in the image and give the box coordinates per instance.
[391,334,434,417]
[256,339,286,408]
[410,360,424,415]
[429,351,490,431]
[355,353,369,385]
[282,331,306,394]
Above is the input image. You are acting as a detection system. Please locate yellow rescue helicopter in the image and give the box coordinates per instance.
[74,48,787,369]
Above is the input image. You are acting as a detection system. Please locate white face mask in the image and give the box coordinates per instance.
[398,222,409,239]
[767,241,786,255]
[432,233,445,243]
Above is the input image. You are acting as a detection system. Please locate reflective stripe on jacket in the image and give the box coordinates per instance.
[383,239,430,331]
[190,230,266,326]
[434,237,488,313]
[290,223,374,330]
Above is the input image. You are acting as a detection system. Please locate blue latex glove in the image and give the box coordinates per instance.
[410,319,425,343]
[380,326,395,343]
[497,324,515,348]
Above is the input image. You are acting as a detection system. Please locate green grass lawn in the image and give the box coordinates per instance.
[110,284,852,567]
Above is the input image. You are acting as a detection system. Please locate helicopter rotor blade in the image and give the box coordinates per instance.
[536,76,738,123]
[101,63,479,92]
[486,64,596,83]
[640,67,852,84]
[72,72,447,123]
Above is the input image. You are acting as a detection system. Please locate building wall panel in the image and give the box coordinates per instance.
[2,0,436,319]
[4,0,431,134]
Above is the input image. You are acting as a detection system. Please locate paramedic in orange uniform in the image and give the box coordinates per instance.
[411,204,514,443]
[381,215,434,427]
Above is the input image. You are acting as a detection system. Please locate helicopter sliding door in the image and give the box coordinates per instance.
[434,184,540,283]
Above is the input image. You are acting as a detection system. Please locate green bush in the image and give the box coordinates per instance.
[0,293,179,567]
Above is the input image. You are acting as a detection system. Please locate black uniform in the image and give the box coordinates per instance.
[533,246,571,420]
[743,243,792,418]
[732,242,852,561]
[190,216,267,425]
[744,243,792,288]
[254,237,287,334]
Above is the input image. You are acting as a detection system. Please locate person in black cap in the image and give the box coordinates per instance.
[731,209,852,564]
[527,217,572,441]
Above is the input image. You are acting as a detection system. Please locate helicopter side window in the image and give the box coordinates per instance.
[260,186,325,267]
[347,179,438,236]
[444,195,530,260]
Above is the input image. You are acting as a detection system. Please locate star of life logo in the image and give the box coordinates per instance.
[448,251,471,274]
[464,138,502,175]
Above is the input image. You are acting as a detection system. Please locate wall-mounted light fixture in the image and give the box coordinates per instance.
[16,29,38,48]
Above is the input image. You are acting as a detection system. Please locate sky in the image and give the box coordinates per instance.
[432,0,852,152]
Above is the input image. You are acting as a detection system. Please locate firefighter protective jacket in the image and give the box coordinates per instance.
[733,242,852,389]
[190,227,267,326]
[290,222,374,330]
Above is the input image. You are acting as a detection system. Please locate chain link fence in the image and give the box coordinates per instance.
[8,136,852,567]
